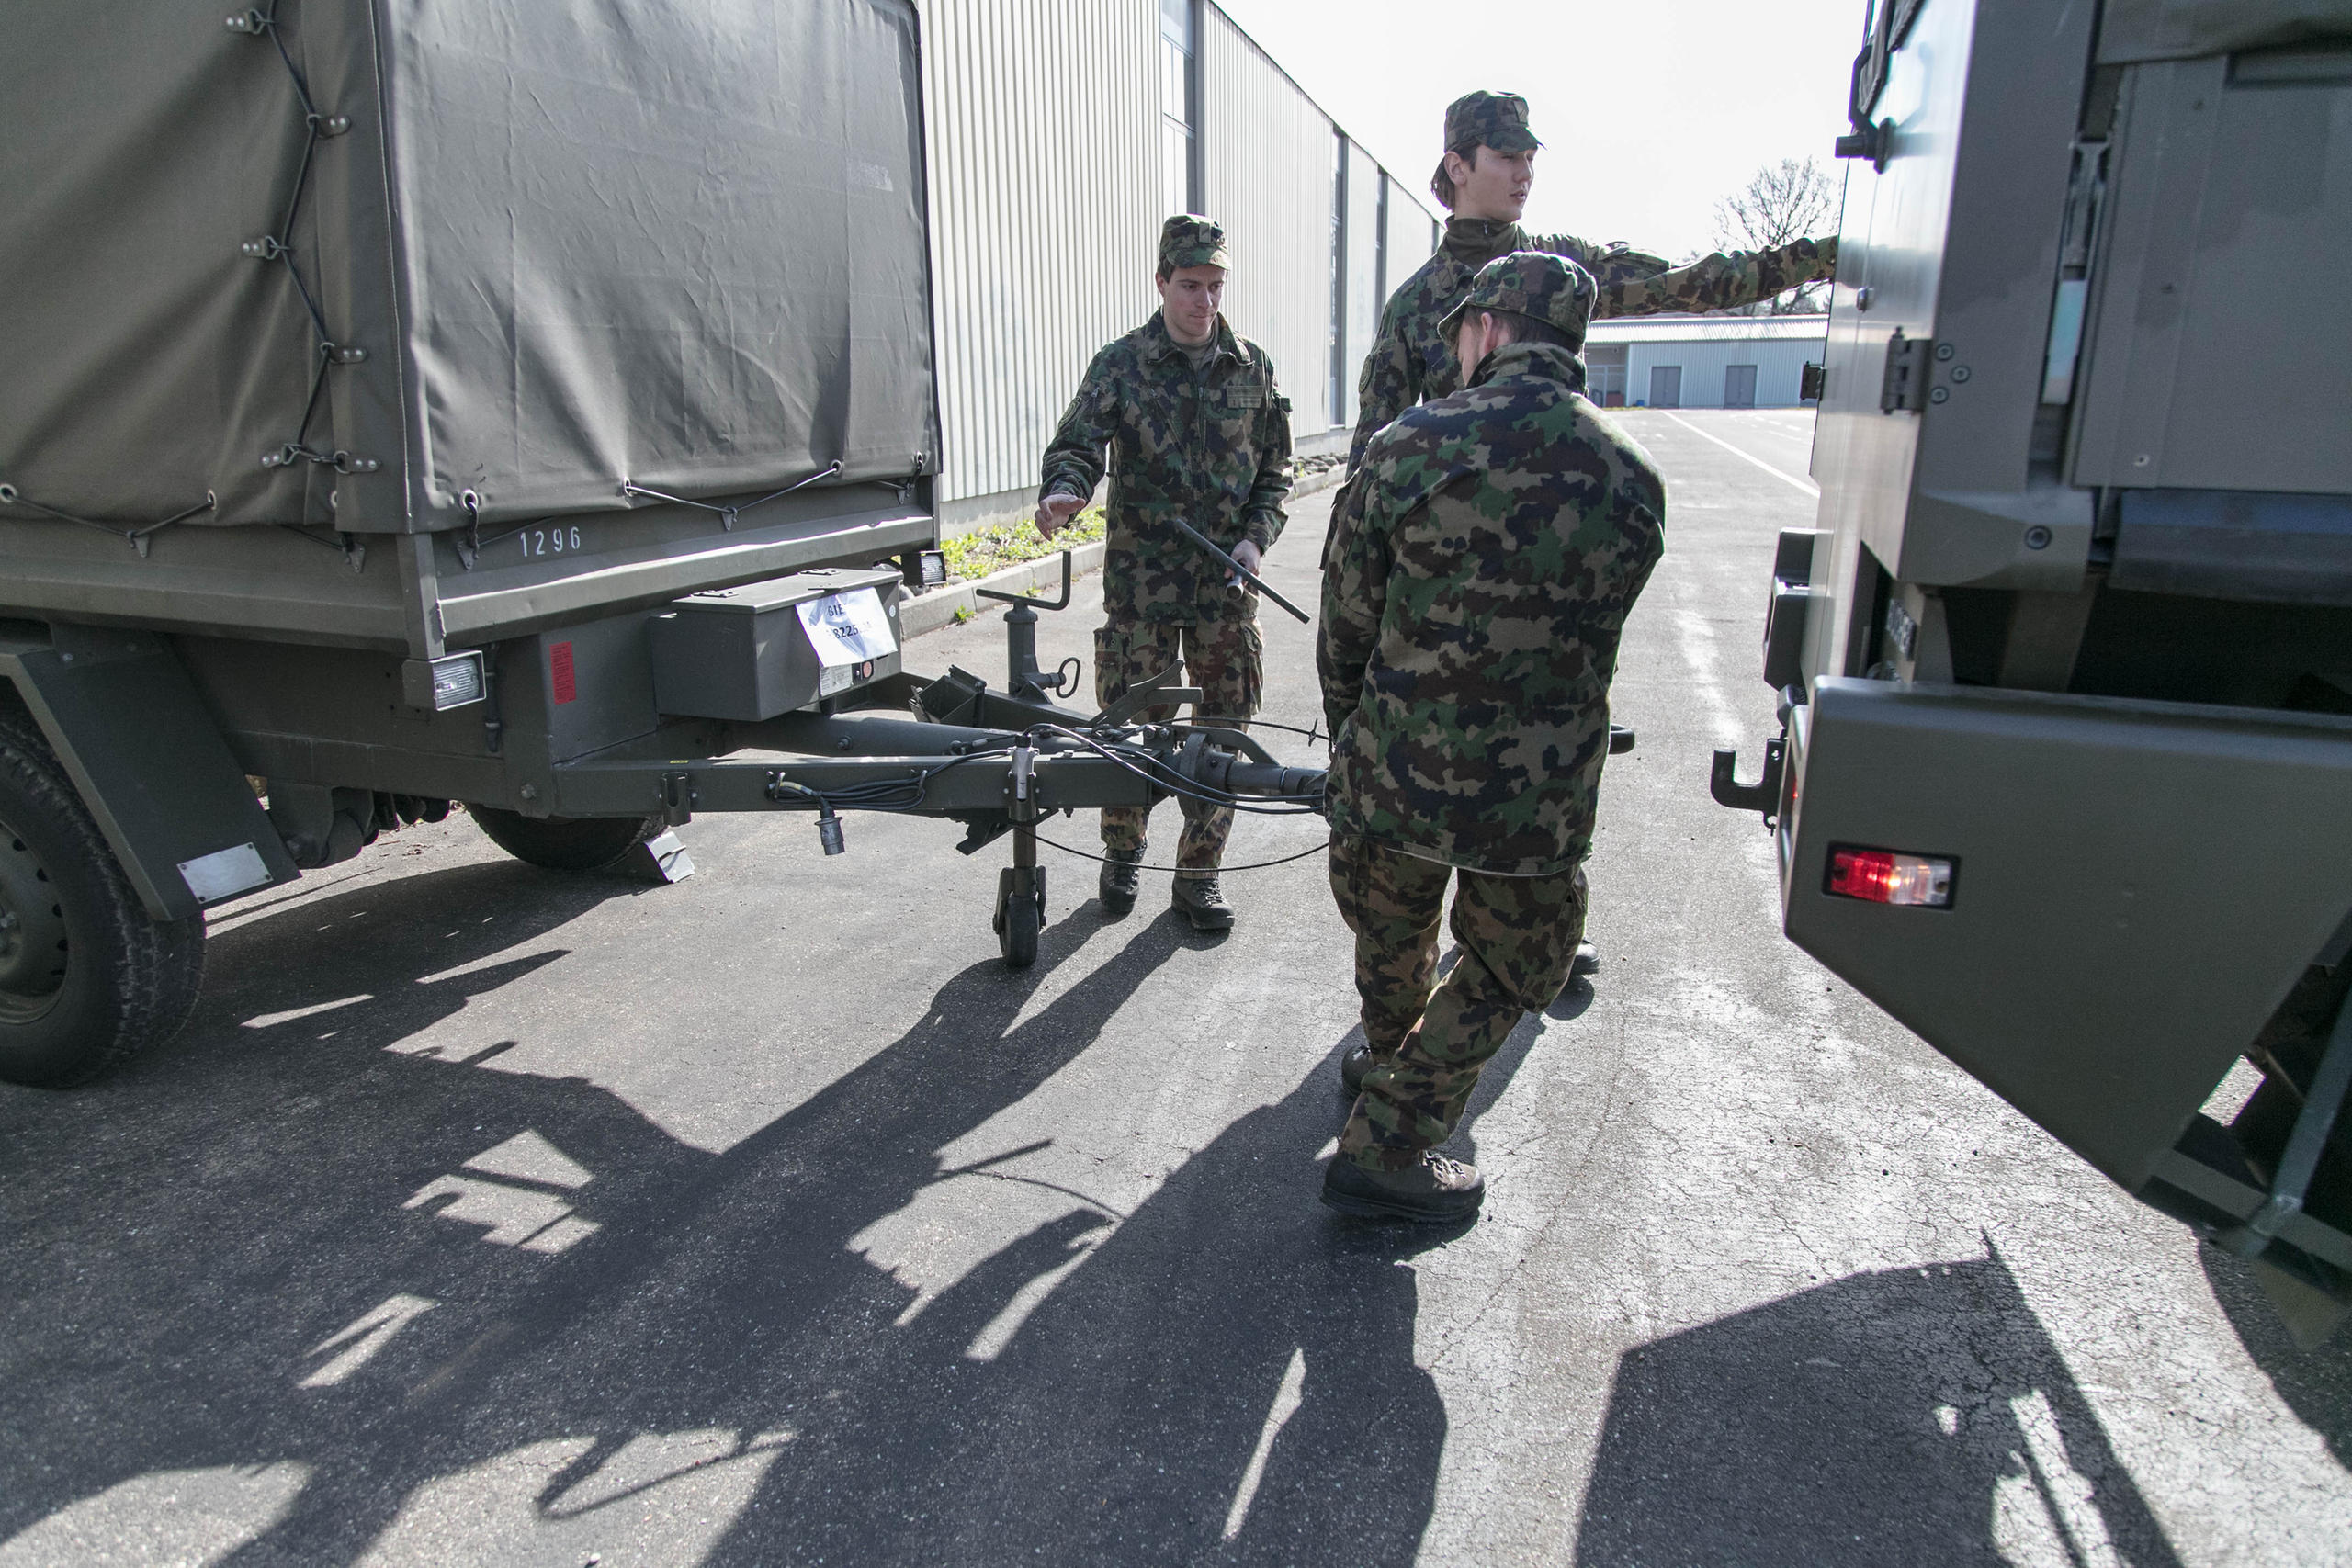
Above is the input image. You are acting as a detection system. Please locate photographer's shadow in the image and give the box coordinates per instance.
[1574,1243,2185,1567]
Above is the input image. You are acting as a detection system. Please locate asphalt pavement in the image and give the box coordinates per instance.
[2,409,2346,1566]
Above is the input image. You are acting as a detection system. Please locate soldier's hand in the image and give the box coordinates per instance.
[1035,492,1084,539]
[1230,538,1262,582]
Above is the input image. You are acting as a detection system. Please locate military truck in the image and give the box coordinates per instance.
[1711,0,2352,1341]
[0,1,1321,1089]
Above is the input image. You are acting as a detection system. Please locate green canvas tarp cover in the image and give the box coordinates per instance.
[0,0,938,534]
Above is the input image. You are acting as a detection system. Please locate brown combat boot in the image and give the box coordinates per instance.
[1170,874,1233,931]
[1320,1151,1485,1224]
[1098,847,1144,916]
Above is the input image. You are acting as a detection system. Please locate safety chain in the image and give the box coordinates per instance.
[0,483,218,558]
[227,3,379,477]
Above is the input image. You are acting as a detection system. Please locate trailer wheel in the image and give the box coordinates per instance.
[0,726,206,1088]
[467,806,665,873]
[993,866,1045,969]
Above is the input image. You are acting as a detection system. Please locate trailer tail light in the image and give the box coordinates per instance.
[1826,845,1955,908]
[400,649,487,712]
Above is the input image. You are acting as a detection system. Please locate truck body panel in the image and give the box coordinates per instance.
[1727,0,2352,1337]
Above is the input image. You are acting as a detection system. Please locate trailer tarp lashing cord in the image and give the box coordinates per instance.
[619,462,846,532]
[0,484,216,558]
[229,1,378,479]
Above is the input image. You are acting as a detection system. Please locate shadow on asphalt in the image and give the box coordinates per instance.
[2200,1244,2352,1471]
[1573,1245,2187,1567]
[0,857,1453,1565]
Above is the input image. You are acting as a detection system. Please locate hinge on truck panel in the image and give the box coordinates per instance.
[1881,329,1931,414]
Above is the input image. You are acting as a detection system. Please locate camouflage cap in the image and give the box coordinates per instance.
[1159,214,1230,272]
[1437,251,1597,350]
[1443,90,1540,154]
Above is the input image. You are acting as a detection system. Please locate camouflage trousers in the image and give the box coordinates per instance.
[1329,832,1589,1171]
[1094,609,1262,875]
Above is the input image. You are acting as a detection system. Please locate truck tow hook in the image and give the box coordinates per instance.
[1710,737,1785,823]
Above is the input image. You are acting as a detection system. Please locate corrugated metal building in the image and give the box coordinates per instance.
[915,0,1440,531]
[1584,316,1829,411]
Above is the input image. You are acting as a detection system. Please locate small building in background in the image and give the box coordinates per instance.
[1583,315,1828,410]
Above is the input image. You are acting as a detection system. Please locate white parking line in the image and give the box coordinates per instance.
[1657,411,1821,497]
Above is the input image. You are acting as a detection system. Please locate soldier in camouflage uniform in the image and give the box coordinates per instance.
[1345,89,1831,986]
[1348,90,1838,472]
[1317,252,1665,1224]
[1036,216,1293,931]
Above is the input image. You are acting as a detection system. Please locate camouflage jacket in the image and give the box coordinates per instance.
[1347,218,1838,469]
[1040,313,1293,625]
[1318,339,1666,876]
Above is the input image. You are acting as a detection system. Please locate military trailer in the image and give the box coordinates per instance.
[1712,0,2352,1340]
[0,1,1321,1089]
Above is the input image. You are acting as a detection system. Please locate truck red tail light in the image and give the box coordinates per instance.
[1826,846,1955,908]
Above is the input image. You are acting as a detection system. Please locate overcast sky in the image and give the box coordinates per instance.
[1214,0,1868,260]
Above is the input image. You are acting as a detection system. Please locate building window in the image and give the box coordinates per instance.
[1160,0,1199,216]
[1648,365,1682,409]
[1329,130,1347,426]
[1725,364,1758,408]
[1374,174,1390,307]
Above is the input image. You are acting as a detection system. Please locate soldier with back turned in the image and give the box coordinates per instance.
[1317,252,1665,1224]
[1345,88,1835,984]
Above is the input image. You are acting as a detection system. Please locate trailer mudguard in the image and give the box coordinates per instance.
[0,626,300,920]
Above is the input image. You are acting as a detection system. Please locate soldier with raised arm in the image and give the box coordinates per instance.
[1348,91,1838,473]
[1035,216,1294,931]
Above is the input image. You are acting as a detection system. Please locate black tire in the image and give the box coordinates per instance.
[467,805,665,872]
[0,726,206,1088]
[993,866,1045,969]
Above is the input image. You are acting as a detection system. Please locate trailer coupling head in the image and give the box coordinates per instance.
[1710,737,1786,826]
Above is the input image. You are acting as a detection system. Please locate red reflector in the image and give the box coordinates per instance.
[1826,845,1954,908]
[549,641,577,705]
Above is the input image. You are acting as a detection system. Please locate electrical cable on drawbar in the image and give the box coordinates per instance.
[1032,833,1329,874]
[1029,725,1324,817]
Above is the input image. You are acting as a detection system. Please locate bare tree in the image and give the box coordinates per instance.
[1713,157,1839,314]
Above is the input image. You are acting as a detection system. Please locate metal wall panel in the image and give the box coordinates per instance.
[916,0,1159,510]
[1199,5,1343,431]
[1383,168,1436,309]
[917,0,1439,511]
[1341,140,1383,429]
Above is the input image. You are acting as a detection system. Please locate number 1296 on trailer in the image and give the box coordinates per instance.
[519,525,585,559]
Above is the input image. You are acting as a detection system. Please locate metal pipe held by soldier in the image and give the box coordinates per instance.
[1164,513,1311,625]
